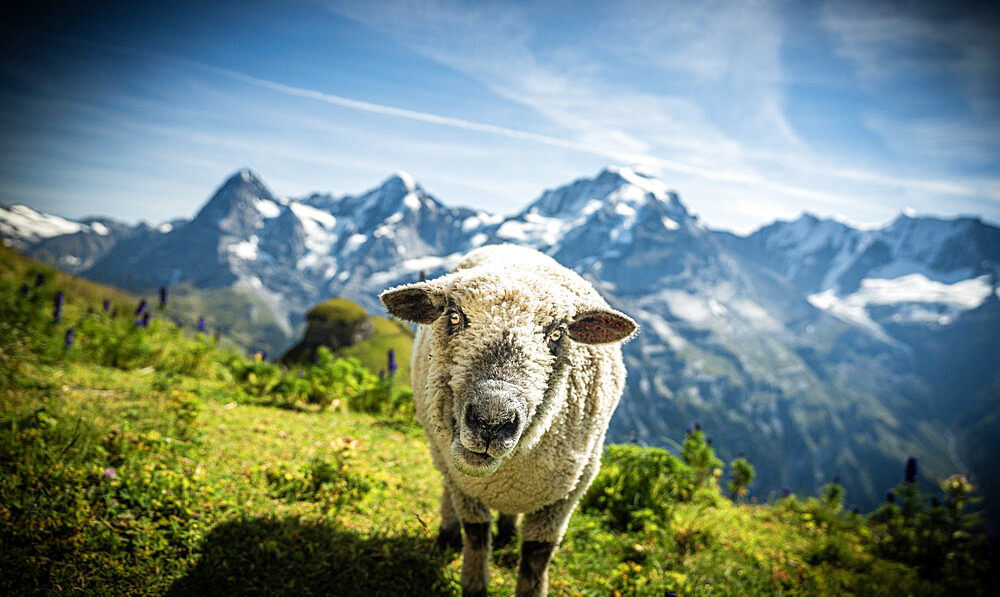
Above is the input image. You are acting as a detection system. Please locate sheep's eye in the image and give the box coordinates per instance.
[546,327,564,354]
[445,308,465,334]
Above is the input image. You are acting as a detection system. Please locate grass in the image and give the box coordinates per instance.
[335,316,414,384]
[1,247,994,595]
[307,297,370,324]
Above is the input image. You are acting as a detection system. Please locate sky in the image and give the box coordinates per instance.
[0,0,997,235]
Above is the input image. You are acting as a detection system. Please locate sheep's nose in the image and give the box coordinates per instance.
[464,406,520,446]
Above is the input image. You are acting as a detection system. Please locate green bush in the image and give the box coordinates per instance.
[869,471,991,591]
[728,455,755,501]
[680,425,722,483]
[582,444,701,532]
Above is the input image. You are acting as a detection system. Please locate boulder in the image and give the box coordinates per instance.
[280,298,375,364]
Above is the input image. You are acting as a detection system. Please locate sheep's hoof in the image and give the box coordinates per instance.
[436,524,462,552]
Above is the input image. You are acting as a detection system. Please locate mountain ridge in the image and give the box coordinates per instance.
[2,166,998,524]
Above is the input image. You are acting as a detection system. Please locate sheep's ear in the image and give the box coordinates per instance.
[567,309,637,344]
[380,283,445,324]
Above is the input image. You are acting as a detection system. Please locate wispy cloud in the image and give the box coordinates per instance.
[6,10,998,232]
[322,0,998,229]
[821,1,1000,167]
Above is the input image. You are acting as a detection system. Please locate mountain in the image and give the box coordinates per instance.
[3,166,999,525]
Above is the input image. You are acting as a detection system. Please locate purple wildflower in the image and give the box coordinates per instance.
[174,319,183,328]
[20,283,30,297]
[197,316,207,332]
[387,348,398,377]
[904,457,918,484]
[297,370,305,378]
[102,298,111,313]
[53,291,64,322]
[782,488,791,498]
[34,272,45,287]
[141,312,150,328]
[65,326,75,350]
[379,369,386,380]
[136,298,148,316]
[159,285,168,310]
[103,467,117,480]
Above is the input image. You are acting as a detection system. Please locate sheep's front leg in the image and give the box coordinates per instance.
[516,537,556,597]
[461,518,492,597]
[436,484,462,551]
[517,453,601,596]
[450,488,493,597]
[516,498,580,595]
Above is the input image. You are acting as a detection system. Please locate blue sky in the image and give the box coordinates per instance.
[1,0,997,234]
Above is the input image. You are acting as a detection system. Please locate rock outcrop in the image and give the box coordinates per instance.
[280,298,374,364]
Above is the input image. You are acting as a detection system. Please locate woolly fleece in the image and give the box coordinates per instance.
[384,244,636,544]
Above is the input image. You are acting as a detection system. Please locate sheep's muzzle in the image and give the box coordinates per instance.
[451,379,526,477]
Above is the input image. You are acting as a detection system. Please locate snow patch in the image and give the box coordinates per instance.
[808,274,993,328]
[0,204,83,240]
[158,222,174,233]
[394,170,416,191]
[496,214,565,247]
[229,236,260,260]
[462,216,483,232]
[403,192,422,211]
[253,198,282,218]
[612,165,672,198]
[289,201,336,229]
[344,234,367,252]
[89,222,109,235]
[496,220,529,242]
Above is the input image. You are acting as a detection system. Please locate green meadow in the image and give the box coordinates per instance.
[1,246,993,595]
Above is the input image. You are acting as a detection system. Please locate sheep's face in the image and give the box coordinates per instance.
[381,267,636,478]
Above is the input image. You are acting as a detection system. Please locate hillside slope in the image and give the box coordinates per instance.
[1,250,993,595]
[4,166,999,526]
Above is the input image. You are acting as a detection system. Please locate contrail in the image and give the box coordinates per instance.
[193,63,842,199]
[195,63,635,159]
[21,29,999,208]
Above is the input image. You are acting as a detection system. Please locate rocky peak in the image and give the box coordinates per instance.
[193,169,281,235]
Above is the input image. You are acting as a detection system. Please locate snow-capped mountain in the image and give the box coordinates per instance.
[3,166,999,522]
[724,213,1000,338]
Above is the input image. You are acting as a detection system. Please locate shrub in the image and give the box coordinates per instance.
[869,462,992,591]
[582,444,700,532]
[680,424,722,484]
[728,455,755,501]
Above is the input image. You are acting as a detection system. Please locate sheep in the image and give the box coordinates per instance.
[380,244,637,597]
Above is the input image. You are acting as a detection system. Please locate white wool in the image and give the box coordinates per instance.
[395,244,634,542]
